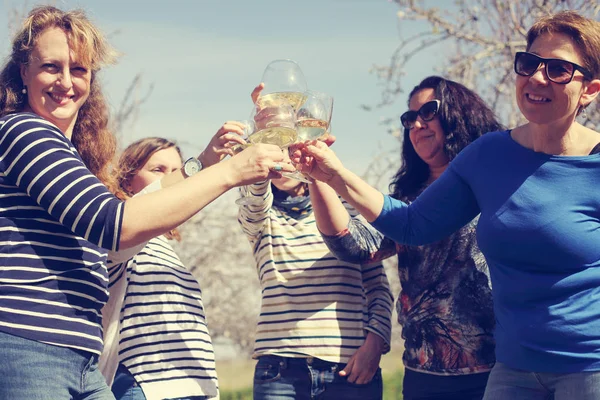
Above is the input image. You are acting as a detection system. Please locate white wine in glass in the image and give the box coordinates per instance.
[296,118,329,141]
[259,59,308,111]
[296,90,333,141]
[234,103,298,206]
[231,104,298,154]
[246,126,297,148]
[257,92,307,111]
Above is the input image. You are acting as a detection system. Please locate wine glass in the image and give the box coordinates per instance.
[234,103,297,206]
[257,59,308,112]
[282,90,334,183]
[296,90,333,141]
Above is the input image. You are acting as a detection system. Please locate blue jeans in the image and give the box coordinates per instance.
[484,362,600,400]
[402,368,490,400]
[0,330,115,400]
[112,364,211,400]
[253,355,383,400]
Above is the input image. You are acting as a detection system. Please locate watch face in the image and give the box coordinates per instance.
[184,158,201,176]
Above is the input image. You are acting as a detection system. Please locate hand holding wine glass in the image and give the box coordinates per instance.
[199,121,249,168]
[228,143,295,186]
[283,90,333,182]
[295,139,345,184]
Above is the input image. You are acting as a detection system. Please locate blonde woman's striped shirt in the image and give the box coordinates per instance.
[0,113,124,354]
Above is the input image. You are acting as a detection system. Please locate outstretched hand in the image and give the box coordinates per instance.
[227,144,295,186]
[199,121,249,168]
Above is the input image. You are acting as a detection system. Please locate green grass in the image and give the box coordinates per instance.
[220,387,253,400]
[382,368,404,399]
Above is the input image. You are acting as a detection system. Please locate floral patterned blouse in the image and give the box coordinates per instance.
[322,193,495,375]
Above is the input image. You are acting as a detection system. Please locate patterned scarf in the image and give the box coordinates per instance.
[273,194,312,220]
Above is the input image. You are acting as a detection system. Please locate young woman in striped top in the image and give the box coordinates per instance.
[236,85,394,400]
[0,6,293,400]
[102,137,232,400]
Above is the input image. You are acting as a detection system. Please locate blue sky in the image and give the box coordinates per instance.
[0,0,438,177]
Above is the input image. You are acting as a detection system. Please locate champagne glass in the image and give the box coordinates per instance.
[257,59,308,111]
[282,90,334,183]
[234,103,297,206]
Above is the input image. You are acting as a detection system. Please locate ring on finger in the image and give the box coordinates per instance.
[271,163,283,172]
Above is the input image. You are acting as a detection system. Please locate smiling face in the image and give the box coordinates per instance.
[516,32,590,126]
[127,147,183,195]
[407,88,449,170]
[20,27,91,138]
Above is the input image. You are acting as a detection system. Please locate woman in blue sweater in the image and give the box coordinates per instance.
[297,10,600,400]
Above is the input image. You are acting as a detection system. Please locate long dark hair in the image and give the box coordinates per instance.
[390,76,503,200]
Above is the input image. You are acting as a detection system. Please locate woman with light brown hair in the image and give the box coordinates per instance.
[0,5,291,399]
[101,137,221,400]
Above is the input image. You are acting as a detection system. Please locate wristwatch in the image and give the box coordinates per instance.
[182,157,203,177]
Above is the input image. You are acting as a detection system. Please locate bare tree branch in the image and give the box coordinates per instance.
[363,0,599,187]
[112,73,154,144]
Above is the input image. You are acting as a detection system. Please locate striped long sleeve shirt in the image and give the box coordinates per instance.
[238,181,393,363]
[102,236,218,400]
[0,113,124,355]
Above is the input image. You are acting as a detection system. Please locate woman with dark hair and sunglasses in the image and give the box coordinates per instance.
[305,76,502,400]
[296,10,600,400]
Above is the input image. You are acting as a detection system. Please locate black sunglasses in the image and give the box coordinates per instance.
[514,51,593,84]
[400,99,441,130]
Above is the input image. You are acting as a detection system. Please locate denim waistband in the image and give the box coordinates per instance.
[257,354,345,370]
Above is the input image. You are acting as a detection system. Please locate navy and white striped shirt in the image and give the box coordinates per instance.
[0,113,124,355]
[102,236,218,400]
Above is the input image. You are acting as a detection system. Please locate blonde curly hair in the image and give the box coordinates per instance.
[0,5,121,194]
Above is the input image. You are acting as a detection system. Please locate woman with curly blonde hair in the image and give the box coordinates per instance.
[0,5,119,193]
[0,6,291,400]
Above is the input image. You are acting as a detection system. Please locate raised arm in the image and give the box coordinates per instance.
[309,180,351,235]
[298,140,479,246]
[310,180,396,263]
[297,141,384,222]
[236,179,274,243]
[120,146,290,248]
[0,114,293,251]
